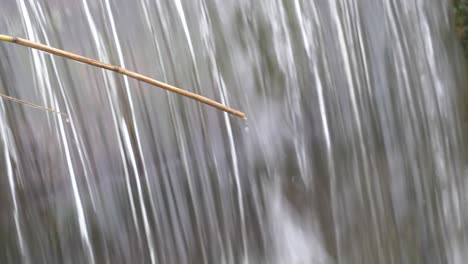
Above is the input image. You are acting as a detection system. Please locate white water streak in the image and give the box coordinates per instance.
[81,0,142,243]
[0,104,28,263]
[17,1,95,263]
[102,1,156,262]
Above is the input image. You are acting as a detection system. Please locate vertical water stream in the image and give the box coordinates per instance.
[0,0,467,263]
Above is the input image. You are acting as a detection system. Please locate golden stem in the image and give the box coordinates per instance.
[0,34,246,119]
[0,34,14,42]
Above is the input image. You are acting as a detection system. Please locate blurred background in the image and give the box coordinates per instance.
[0,0,468,263]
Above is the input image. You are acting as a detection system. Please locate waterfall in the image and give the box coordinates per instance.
[0,0,467,263]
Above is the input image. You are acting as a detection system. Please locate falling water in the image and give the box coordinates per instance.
[0,0,467,263]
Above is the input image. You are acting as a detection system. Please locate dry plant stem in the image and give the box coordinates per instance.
[0,34,246,119]
[0,93,68,117]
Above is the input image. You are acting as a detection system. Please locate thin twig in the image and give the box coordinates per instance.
[0,34,246,119]
[0,93,68,118]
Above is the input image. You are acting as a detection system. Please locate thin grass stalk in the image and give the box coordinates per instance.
[0,92,68,117]
[0,34,246,119]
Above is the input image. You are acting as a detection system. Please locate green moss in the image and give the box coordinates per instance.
[455,0,468,57]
